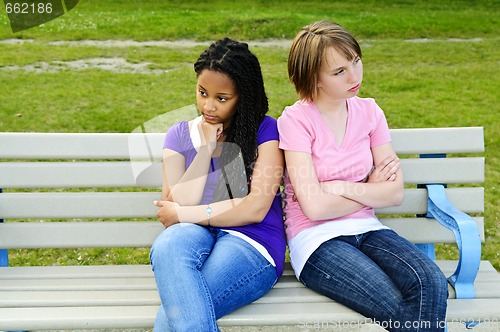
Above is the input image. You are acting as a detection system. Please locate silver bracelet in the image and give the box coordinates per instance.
[206,204,212,226]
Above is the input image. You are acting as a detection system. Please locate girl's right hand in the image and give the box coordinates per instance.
[367,154,400,183]
[198,120,223,155]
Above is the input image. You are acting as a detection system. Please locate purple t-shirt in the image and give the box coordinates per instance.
[163,116,286,277]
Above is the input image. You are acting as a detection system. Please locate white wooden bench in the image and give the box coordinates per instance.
[0,127,499,331]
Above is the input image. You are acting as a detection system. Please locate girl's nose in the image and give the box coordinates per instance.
[204,99,216,111]
[348,69,359,83]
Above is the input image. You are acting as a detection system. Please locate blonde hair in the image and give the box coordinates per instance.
[288,20,362,101]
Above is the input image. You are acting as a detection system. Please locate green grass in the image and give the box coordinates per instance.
[1,0,498,270]
[1,0,498,40]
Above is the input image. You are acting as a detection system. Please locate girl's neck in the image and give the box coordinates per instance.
[314,98,347,116]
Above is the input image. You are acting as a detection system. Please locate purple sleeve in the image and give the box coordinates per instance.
[163,121,189,153]
[257,116,279,145]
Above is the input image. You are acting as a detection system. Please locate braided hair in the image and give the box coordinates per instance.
[194,38,269,201]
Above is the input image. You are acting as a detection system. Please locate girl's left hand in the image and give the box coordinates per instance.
[154,200,180,228]
[367,154,400,183]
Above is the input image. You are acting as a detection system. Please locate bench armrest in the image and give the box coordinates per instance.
[426,184,481,299]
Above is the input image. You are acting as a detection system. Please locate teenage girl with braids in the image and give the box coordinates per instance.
[150,38,286,331]
[278,21,448,331]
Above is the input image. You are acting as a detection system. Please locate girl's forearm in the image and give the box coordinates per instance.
[321,180,403,208]
[166,146,212,205]
[294,184,364,221]
[175,196,270,227]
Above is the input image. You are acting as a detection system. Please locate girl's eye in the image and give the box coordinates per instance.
[218,97,227,102]
[354,57,361,64]
[334,69,345,76]
[199,90,207,97]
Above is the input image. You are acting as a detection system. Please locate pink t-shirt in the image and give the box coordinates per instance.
[277,97,392,240]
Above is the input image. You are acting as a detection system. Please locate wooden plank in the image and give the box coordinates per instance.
[381,217,484,243]
[0,132,165,160]
[0,297,499,330]
[0,157,484,189]
[0,276,156,291]
[400,158,484,184]
[1,260,495,281]
[0,187,484,220]
[0,289,160,307]
[0,264,154,279]
[0,128,484,160]
[2,274,499,309]
[0,216,483,249]
[0,222,164,249]
[1,262,495,291]
[376,187,484,215]
[0,161,162,188]
[0,192,161,219]
[390,127,484,154]
[0,305,158,330]
[445,299,500,321]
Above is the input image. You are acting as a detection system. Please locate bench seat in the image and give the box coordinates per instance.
[1,127,499,330]
[1,262,499,330]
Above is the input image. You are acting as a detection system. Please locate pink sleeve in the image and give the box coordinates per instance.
[277,107,313,153]
[370,103,392,148]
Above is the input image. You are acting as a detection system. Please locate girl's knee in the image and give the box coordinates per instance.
[432,269,449,298]
[418,262,449,300]
[150,224,206,263]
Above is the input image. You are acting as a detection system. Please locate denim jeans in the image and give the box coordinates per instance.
[299,229,448,332]
[150,223,277,332]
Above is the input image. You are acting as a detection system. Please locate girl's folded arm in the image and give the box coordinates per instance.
[173,140,284,227]
[284,150,364,221]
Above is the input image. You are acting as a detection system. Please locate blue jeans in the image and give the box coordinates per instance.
[299,229,448,332]
[150,223,277,332]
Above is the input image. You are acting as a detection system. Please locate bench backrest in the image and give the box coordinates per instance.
[0,127,485,252]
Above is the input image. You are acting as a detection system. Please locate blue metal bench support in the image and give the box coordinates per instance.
[415,153,447,259]
[0,249,7,267]
[0,188,8,267]
[426,184,481,299]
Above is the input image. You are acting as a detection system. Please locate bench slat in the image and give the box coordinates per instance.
[224,299,500,326]
[377,187,484,214]
[0,261,497,296]
[381,217,484,243]
[0,161,162,188]
[1,261,497,280]
[0,217,484,249]
[2,272,499,308]
[0,277,156,291]
[0,132,165,160]
[0,192,161,219]
[0,187,484,219]
[0,158,484,189]
[400,158,484,184]
[0,305,159,330]
[1,298,499,330]
[390,127,484,154]
[0,264,154,279]
[0,222,164,248]
[0,128,484,160]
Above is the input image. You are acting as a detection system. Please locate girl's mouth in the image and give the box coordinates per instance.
[203,114,217,121]
[349,84,360,92]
